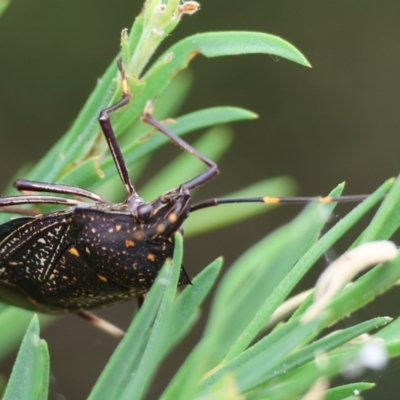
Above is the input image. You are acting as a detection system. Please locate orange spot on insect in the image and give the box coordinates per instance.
[108,228,114,233]
[125,240,135,248]
[147,253,156,262]
[168,214,177,223]
[116,225,122,231]
[156,224,166,233]
[68,247,80,257]
[97,274,108,282]
[320,196,333,203]
[262,197,281,204]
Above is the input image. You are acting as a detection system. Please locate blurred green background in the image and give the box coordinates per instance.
[1,1,400,399]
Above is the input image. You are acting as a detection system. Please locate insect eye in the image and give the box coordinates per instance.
[136,204,152,222]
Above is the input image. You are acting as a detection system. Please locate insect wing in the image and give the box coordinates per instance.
[0,213,72,307]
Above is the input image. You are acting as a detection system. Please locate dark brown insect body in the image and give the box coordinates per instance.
[0,188,191,313]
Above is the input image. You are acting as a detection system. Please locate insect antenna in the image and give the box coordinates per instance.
[190,193,375,212]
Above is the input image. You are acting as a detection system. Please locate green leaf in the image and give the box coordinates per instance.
[117,234,184,400]
[165,257,223,351]
[0,0,10,18]
[376,314,400,342]
[0,307,53,362]
[114,32,309,136]
[258,317,390,385]
[324,383,375,400]
[88,235,182,400]
[164,185,342,398]
[289,178,392,321]
[357,176,400,242]
[3,315,49,400]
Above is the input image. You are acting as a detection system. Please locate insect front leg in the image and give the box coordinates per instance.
[97,59,139,199]
[141,102,219,190]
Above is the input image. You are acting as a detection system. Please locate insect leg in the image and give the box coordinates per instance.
[98,59,138,198]
[141,103,219,190]
[0,195,81,208]
[14,179,103,202]
[77,311,125,339]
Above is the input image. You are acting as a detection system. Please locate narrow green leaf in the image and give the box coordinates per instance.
[184,32,310,66]
[385,338,400,358]
[357,176,400,242]
[288,179,392,322]
[324,383,375,400]
[212,317,321,395]
[0,307,52,362]
[201,317,389,397]
[166,257,223,349]
[246,348,369,400]
[375,315,400,342]
[261,317,390,384]
[3,315,49,400]
[37,340,50,400]
[0,0,10,18]
[118,234,184,400]
[159,258,223,400]
[112,32,308,135]
[0,308,35,361]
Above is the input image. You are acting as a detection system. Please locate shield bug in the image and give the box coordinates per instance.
[0,61,371,337]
